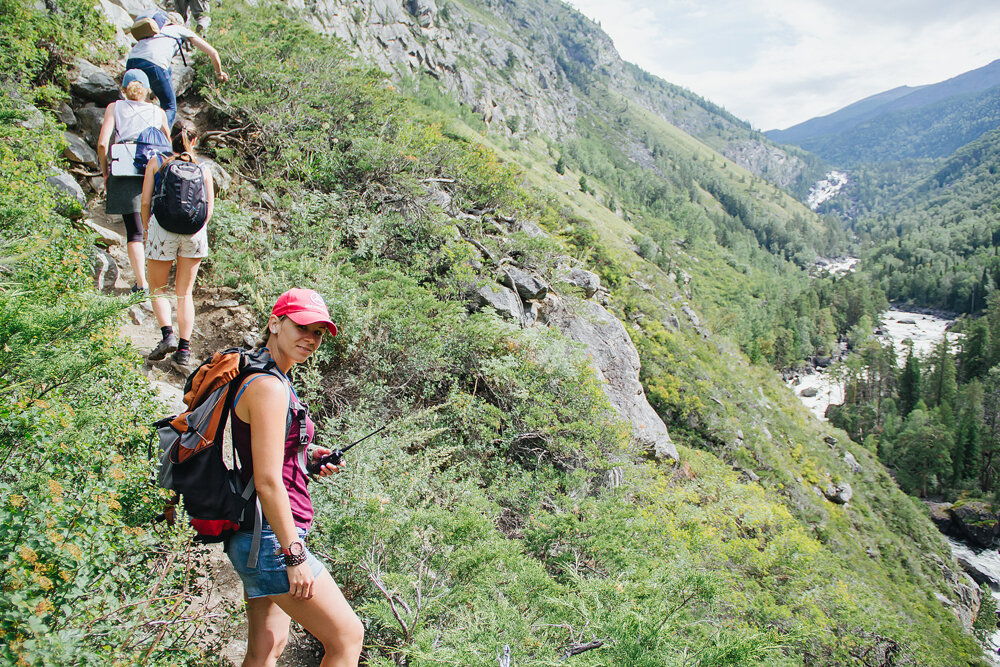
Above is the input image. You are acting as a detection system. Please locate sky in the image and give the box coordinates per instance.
[564,0,1000,131]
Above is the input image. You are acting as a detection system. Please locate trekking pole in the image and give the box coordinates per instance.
[306,424,388,475]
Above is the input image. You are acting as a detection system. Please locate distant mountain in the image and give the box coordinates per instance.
[767,59,1000,166]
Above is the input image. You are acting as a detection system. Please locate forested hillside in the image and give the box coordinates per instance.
[1,0,993,665]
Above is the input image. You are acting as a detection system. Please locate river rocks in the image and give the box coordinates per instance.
[950,502,999,548]
[798,386,818,398]
[957,554,1000,589]
[541,295,678,462]
[63,131,99,169]
[925,501,955,534]
[69,59,120,106]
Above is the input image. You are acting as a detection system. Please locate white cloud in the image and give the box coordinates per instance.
[566,0,1000,130]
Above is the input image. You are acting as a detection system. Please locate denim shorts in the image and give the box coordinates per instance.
[227,526,325,599]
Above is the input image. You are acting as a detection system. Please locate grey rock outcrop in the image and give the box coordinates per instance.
[843,451,861,474]
[107,0,158,18]
[70,59,120,106]
[950,502,999,548]
[75,105,107,146]
[171,64,195,99]
[500,266,548,301]
[200,158,232,194]
[46,168,86,216]
[541,295,678,461]
[93,248,120,293]
[470,283,523,322]
[925,501,955,535]
[63,132,99,169]
[823,481,852,504]
[560,267,600,298]
[931,553,983,632]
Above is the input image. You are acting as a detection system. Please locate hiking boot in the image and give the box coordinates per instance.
[148,334,178,361]
[129,283,148,295]
[170,349,192,373]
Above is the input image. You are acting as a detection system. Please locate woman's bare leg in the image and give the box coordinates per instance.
[270,570,364,666]
[242,595,291,667]
[173,255,202,340]
[147,258,174,329]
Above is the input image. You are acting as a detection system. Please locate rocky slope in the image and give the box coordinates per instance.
[265,0,816,191]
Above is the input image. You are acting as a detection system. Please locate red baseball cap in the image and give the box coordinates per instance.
[271,288,338,336]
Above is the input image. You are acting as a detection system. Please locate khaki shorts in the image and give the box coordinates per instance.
[146,216,209,260]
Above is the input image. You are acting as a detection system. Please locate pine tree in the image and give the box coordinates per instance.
[954,381,984,485]
[894,407,953,497]
[555,155,566,175]
[924,338,957,428]
[898,344,921,418]
[959,317,991,382]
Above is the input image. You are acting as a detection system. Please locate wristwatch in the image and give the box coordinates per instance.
[276,540,307,566]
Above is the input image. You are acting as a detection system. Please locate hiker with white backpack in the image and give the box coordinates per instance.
[97,68,170,294]
[141,125,213,369]
[126,10,228,128]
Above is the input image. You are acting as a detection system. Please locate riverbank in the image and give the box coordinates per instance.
[786,305,958,420]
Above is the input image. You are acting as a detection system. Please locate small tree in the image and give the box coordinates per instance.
[555,155,565,174]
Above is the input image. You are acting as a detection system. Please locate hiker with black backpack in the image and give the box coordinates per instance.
[126,10,228,128]
[226,289,364,666]
[141,125,213,370]
[97,68,170,295]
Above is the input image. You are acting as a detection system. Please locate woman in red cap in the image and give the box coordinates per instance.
[227,288,364,666]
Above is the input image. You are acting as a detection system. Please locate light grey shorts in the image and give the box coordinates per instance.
[146,216,209,260]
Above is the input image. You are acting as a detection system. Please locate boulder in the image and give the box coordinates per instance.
[171,64,195,99]
[499,266,548,301]
[69,59,120,106]
[57,102,77,127]
[107,0,158,18]
[925,501,955,535]
[200,158,232,194]
[469,283,523,322]
[46,169,86,217]
[93,248,119,293]
[96,0,133,30]
[541,295,678,461]
[63,131,99,169]
[843,451,861,474]
[563,267,600,298]
[823,481,852,504]
[14,105,45,130]
[950,502,999,548]
[957,554,1000,589]
[798,386,818,398]
[75,105,107,146]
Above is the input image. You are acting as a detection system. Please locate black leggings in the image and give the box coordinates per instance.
[122,211,144,244]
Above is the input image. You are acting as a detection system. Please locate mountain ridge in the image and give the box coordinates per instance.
[767,58,1000,166]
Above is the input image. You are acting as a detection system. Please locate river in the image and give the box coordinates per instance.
[788,307,958,421]
[949,538,1000,662]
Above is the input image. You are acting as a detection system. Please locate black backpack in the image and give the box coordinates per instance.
[156,347,310,566]
[152,154,209,234]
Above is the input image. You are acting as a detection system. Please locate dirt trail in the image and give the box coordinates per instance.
[88,199,322,666]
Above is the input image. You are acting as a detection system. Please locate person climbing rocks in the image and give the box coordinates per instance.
[125,11,228,128]
[96,68,170,294]
[169,0,211,34]
[141,124,214,370]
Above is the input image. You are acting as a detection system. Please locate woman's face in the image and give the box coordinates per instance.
[270,315,325,364]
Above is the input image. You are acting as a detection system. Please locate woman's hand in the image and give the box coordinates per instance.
[309,447,346,477]
[286,561,315,600]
